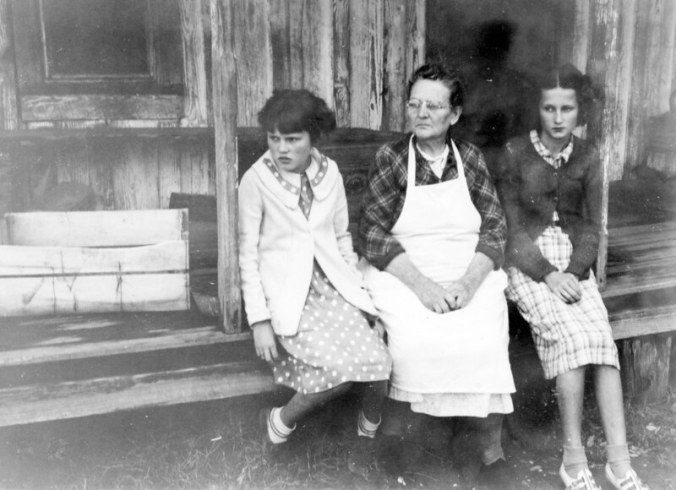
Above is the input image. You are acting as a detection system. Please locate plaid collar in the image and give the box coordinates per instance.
[530,130,573,168]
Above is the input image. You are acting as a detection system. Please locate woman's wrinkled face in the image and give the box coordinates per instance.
[538,87,579,150]
[267,129,312,173]
[407,79,461,142]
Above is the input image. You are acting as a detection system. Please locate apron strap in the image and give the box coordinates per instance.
[407,136,467,196]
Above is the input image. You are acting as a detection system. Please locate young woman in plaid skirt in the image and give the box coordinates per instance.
[497,64,648,490]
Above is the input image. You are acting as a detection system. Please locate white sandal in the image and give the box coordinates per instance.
[605,463,650,490]
[559,464,601,490]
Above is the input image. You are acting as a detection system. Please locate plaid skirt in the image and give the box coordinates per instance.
[506,226,619,379]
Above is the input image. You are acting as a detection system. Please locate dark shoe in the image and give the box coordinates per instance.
[347,435,376,479]
[475,458,520,489]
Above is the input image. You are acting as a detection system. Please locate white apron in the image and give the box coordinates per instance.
[363,137,515,396]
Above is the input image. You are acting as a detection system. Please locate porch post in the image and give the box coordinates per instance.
[586,0,636,289]
[211,0,241,333]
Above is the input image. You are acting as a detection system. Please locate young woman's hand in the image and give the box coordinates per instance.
[544,271,581,303]
[252,320,279,362]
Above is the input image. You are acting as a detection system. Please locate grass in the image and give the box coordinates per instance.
[1,382,676,489]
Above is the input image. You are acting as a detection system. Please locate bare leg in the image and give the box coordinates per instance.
[280,382,352,427]
[594,366,632,478]
[557,366,586,448]
[594,366,627,445]
[557,366,590,480]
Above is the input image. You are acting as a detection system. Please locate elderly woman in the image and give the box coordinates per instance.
[359,63,515,485]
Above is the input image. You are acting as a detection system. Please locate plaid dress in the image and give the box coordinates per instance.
[505,132,619,379]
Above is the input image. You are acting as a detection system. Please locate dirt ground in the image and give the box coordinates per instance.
[1,378,675,490]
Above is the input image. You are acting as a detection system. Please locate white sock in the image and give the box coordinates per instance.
[357,410,380,439]
[267,406,295,444]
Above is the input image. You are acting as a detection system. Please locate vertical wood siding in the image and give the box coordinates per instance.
[565,0,676,180]
[0,0,425,217]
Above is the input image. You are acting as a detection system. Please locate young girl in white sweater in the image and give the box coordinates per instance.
[238,89,391,473]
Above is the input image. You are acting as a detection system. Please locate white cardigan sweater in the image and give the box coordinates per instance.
[238,149,377,336]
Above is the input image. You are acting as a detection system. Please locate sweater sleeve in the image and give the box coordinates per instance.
[496,143,557,281]
[565,146,602,278]
[333,171,359,269]
[237,170,271,327]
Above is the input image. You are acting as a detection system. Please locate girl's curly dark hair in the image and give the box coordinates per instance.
[407,63,466,109]
[533,63,604,127]
[257,89,336,144]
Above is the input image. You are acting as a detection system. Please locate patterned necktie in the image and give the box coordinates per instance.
[299,172,313,219]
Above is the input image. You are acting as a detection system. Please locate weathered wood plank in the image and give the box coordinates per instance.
[0,312,252,366]
[0,0,18,130]
[382,0,406,132]
[211,0,241,333]
[404,0,425,88]
[0,272,189,317]
[587,0,628,288]
[269,0,291,90]
[234,0,272,126]
[6,209,188,247]
[179,0,209,127]
[299,0,333,106]
[620,334,672,405]
[112,140,161,210]
[0,241,187,276]
[610,303,676,339]
[0,324,225,367]
[333,0,350,127]
[20,95,183,121]
[349,0,383,129]
[0,361,273,427]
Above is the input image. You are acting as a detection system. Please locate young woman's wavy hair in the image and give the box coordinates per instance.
[407,63,466,109]
[258,89,336,144]
[532,64,604,129]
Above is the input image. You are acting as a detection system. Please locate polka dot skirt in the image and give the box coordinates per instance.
[273,261,392,394]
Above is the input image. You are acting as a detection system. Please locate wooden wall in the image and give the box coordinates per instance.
[0,0,424,216]
[560,0,676,181]
[235,0,425,130]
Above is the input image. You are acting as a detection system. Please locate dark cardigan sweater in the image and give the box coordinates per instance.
[496,133,602,281]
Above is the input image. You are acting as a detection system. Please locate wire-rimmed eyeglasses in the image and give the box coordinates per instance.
[406,98,451,112]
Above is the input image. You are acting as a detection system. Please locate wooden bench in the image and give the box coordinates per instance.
[1,129,674,428]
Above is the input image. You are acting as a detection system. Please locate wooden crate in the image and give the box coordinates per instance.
[0,209,190,316]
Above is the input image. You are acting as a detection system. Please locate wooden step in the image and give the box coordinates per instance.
[0,359,273,427]
[0,311,248,367]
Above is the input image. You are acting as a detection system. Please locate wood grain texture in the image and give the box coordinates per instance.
[620,334,672,404]
[382,0,406,131]
[349,0,383,129]
[269,0,291,89]
[179,0,209,127]
[234,0,272,126]
[6,209,188,247]
[0,273,188,315]
[330,0,348,127]
[0,0,18,130]
[21,95,183,122]
[211,0,241,333]
[0,361,272,427]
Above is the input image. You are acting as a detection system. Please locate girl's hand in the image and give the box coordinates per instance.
[252,320,279,362]
[544,271,581,303]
